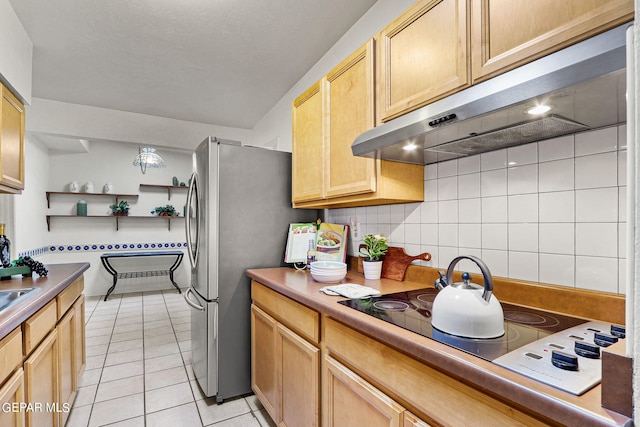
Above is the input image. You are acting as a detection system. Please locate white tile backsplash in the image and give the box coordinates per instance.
[458,198,481,223]
[508,251,539,282]
[538,158,574,192]
[481,196,507,223]
[575,223,618,257]
[458,155,480,174]
[438,160,458,177]
[458,173,480,199]
[575,188,618,222]
[508,194,538,223]
[481,169,507,197]
[574,127,618,156]
[481,149,507,171]
[508,223,538,252]
[507,164,538,195]
[507,143,538,166]
[539,191,575,223]
[482,223,508,250]
[539,253,575,287]
[575,256,618,293]
[538,135,574,162]
[437,176,458,200]
[574,152,618,189]
[539,223,575,255]
[327,125,626,294]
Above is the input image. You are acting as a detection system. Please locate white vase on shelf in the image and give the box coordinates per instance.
[363,259,383,280]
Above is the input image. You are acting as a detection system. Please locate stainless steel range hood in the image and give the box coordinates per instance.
[352,25,628,165]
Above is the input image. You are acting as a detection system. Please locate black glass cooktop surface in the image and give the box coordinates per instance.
[338,288,587,361]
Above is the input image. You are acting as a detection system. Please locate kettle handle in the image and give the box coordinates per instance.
[445,255,494,302]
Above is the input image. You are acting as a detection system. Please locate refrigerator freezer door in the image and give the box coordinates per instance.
[185,287,218,398]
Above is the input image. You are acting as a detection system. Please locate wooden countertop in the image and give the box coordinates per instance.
[246,267,631,427]
[0,263,90,339]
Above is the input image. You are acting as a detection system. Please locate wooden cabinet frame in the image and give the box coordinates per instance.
[471,0,634,82]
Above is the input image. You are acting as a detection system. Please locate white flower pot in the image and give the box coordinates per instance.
[363,260,383,280]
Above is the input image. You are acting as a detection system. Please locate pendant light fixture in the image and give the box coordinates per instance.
[133,147,166,174]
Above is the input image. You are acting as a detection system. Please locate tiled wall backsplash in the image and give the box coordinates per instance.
[326,125,627,295]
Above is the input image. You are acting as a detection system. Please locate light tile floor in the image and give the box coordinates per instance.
[67,289,276,427]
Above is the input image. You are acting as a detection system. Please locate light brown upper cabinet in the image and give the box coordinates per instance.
[0,83,25,194]
[292,81,324,204]
[292,40,424,209]
[324,40,377,199]
[378,0,469,123]
[471,0,634,83]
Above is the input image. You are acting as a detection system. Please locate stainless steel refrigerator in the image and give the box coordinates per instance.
[183,137,316,403]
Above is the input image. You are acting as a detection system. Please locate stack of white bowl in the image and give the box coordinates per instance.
[310,261,347,283]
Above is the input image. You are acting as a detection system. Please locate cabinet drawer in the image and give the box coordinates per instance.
[23,299,57,356]
[323,318,547,426]
[57,276,84,319]
[251,281,319,344]
[0,328,22,386]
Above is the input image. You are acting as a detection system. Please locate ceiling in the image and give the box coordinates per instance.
[9,0,377,131]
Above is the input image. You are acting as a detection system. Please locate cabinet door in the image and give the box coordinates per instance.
[404,411,433,427]
[0,84,25,192]
[277,323,319,427]
[74,295,86,380]
[251,305,278,422]
[0,369,25,427]
[57,309,75,427]
[378,0,469,122]
[24,330,58,427]
[323,355,404,427]
[292,81,325,203]
[471,0,634,82]
[324,40,376,198]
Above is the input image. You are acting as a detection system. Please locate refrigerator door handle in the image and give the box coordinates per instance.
[184,287,205,311]
[185,172,199,267]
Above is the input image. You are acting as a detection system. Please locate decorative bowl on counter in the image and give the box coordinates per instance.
[310,261,347,283]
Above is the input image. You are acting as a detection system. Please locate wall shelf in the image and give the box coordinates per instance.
[45,191,138,208]
[46,215,184,231]
[139,184,188,200]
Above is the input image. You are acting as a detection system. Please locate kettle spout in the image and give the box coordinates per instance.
[434,271,448,291]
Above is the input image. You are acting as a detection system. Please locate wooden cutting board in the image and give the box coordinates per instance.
[357,246,431,281]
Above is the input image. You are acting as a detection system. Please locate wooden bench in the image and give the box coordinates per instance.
[100,251,184,300]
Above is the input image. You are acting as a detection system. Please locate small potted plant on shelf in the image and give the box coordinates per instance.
[359,234,389,280]
[109,201,130,216]
[152,204,179,217]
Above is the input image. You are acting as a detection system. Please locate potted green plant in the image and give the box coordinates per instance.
[152,204,179,217]
[109,201,130,216]
[359,234,389,279]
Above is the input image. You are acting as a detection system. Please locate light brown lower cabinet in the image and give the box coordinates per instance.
[323,355,405,427]
[24,330,58,427]
[0,276,86,427]
[251,304,278,421]
[73,295,86,382]
[57,308,76,427]
[251,304,320,427]
[277,322,319,426]
[0,369,25,427]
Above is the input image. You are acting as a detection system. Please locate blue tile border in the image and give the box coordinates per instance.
[19,242,187,258]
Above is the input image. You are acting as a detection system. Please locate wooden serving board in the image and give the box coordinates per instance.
[357,246,431,281]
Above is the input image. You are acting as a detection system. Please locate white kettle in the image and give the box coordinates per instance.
[431,255,504,339]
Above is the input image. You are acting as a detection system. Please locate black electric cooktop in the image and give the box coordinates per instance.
[338,287,588,361]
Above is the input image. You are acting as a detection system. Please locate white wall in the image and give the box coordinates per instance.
[16,138,193,296]
[251,0,415,151]
[0,0,32,103]
[27,98,253,152]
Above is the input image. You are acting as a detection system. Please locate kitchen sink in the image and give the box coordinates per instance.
[0,288,37,312]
